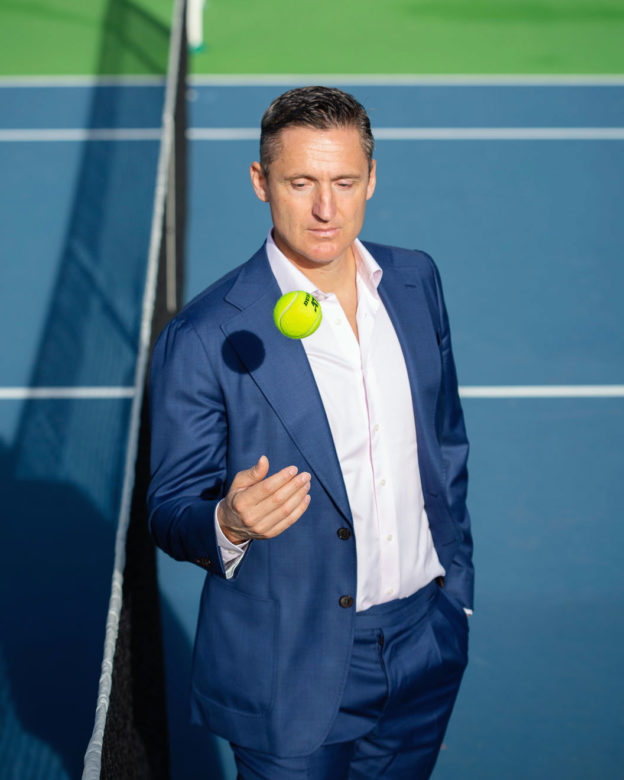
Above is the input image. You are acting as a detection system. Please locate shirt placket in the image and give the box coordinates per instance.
[358,286,401,602]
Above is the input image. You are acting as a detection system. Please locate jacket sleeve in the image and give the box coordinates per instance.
[428,254,474,610]
[147,316,229,578]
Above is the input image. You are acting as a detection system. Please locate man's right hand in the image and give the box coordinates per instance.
[217,455,311,544]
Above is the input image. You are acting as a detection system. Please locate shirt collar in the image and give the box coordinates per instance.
[265,230,383,299]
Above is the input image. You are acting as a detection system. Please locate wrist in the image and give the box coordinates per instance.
[222,527,248,545]
[217,501,248,545]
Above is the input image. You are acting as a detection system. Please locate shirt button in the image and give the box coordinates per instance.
[380,479,386,487]
[337,527,351,540]
[386,534,393,542]
[386,589,394,597]
[373,424,380,433]
[339,595,354,609]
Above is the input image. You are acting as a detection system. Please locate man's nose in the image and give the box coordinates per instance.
[312,185,336,222]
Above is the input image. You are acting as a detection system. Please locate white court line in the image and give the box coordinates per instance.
[459,385,624,399]
[189,74,624,86]
[188,128,258,140]
[0,75,166,87]
[0,386,621,400]
[0,387,135,400]
[1,74,624,88]
[187,127,624,141]
[374,127,624,140]
[0,128,162,142]
[3,128,621,143]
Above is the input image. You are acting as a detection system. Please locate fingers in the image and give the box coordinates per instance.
[230,470,311,529]
[259,492,311,540]
[230,454,270,491]
[230,462,299,511]
[219,459,312,543]
[239,473,311,538]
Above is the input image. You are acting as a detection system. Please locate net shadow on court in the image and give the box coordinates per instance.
[0,2,187,777]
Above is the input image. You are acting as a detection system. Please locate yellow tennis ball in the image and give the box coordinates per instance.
[273,291,322,339]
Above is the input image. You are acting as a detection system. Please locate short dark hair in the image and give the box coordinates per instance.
[259,86,375,174]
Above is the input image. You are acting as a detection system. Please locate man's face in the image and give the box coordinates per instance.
[250,125,376,272]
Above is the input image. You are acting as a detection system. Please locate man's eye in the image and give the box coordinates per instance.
[292,181,308,189]
[336,181,354,189]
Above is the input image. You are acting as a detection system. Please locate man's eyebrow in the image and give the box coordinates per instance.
[285,173,363,180]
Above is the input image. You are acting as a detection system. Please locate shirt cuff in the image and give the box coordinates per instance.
[214,501,250,578]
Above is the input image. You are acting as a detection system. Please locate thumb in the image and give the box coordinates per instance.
[230,455,269,491]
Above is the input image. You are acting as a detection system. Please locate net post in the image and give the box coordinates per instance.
[187,0,206,52]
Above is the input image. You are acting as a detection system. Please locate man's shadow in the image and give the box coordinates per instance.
[0,437,231,778]
[0,439,115,777]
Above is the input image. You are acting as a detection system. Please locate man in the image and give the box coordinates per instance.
[148,86,473,779]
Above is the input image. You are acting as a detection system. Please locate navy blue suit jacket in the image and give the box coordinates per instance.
[147,241,473,756]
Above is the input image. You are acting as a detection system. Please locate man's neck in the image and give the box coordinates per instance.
[293,245,360,340]
[273,240,357,296]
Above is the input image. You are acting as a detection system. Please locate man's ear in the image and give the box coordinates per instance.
[366,159,377,201]
[250,161,270,202]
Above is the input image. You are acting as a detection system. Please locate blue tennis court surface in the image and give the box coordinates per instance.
[1,78,623,778]
[0,80,164,777]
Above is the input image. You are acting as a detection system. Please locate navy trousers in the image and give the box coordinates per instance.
[233,580,468,779]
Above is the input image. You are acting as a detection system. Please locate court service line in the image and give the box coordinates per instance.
[0,128,162,142]
[3,128,622,143]
[0,386,622,401]
[0,75,166,87]
[2,74,624,87]
[187,127,624,141]
[0,387,135,400]
[459,385,624,399]
[375,127,624,140]
[189,74,624,86]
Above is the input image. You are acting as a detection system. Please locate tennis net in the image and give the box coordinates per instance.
[82,0,188,776]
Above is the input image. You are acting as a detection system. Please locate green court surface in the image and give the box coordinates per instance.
[0,0,173,76]
[1,0,624,76]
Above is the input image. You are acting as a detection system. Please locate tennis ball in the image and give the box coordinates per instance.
[273,291,322,339]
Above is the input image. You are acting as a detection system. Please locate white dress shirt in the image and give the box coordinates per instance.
[216,232,445,611]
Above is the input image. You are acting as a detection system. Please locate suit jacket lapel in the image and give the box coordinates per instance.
[221,246,353,525]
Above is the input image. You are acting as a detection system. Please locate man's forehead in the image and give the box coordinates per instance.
[276,124,361,143]
[270,125,369,165]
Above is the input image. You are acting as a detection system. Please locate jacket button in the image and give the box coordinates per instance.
[337,527,351,540]
[339,595,354,609]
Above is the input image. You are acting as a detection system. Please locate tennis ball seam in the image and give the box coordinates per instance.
[276,294,299,333]
[299,311,322,338]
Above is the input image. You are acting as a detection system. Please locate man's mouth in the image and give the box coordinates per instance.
[308,227,340,237]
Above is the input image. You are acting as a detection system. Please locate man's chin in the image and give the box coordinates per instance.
[276,234,353,269]
[297,250,345,268]
[302,240,352,265]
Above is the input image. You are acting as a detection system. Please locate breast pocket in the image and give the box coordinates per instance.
[192,576,279,714]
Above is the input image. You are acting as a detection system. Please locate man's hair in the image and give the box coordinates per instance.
[259,86,375,175]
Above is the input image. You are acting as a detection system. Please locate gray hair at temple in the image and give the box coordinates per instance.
[259,86,375,175]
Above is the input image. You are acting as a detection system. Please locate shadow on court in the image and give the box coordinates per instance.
[0,1,233,776]
[0,432,228,778]
[0,440,113,778]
